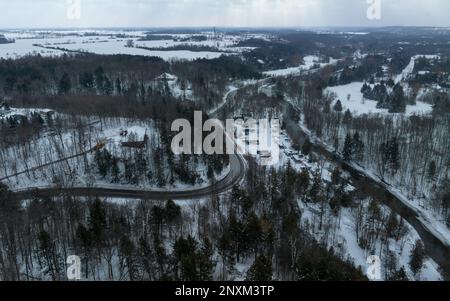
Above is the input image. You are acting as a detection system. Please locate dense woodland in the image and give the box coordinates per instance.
[275,61,450,226]
[0,112,229,191]
[1,29,450,281]
[0,158,373,281]
[0,54,260,112]
[2,150,439,280]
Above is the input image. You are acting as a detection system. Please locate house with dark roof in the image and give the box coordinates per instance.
[121,134,149,149]
[0,34,13,44]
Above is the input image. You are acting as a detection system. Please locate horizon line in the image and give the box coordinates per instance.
[1,25,450,31]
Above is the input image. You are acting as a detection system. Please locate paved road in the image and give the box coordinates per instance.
[9,64,449,274]
[283,100,450,272]
[10,89,247,202]
[14,154,246,201]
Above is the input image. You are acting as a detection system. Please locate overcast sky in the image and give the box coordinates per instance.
[0,0,449,29]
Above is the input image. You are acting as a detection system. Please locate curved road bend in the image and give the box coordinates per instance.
[14,154,246,201]
[11,93,247,201]
[10,69,450,273]
[210,69,450,273]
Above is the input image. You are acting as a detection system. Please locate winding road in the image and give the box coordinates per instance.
[5,60,449,274]
[13,154,246,201]
[283,97,450,273]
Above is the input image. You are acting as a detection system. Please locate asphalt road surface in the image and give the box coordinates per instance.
[14,154,246,201]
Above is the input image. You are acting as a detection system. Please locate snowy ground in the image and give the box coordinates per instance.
[277,130,442,280]
[263,56,339,77]
[153,73,194,100]
[290,109,449,280]
[350,163,450,249]
[300,201,442,280]
[0,30,263,60]
[0,37,66,58]
[0,106,53,121]
[100,197,255,281]
[324,82,433,116]
[395,55,440,83]
[1,115,230,192]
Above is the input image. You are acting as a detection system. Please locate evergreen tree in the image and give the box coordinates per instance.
[198,238,214,281]
[427,161,437,181]
[229,213,245,262]
[119,236,138,280]
[381,137,401,174]
[153,235,167,278]
[296,169,310,196]
[386,78,395,87]
[79,71,94,89]
[389,267,409,281]
[409,240,425,276]
[95,149,112,178]
[246,254,272,281]
[389,83,406,113]
[333,100,343,112]
[352,131,364,162]
[88,198,107,253]
[38,230,61,280]
[111,157,120,183]
[246,213,262,258]
[138,237,156,280]
[436,177,450,215]
[173,236,201,281]
[165,200,181,225]
[343,133,353,161]
[269,168,280,202]
[281,161,297,200]
[218,230,236,277]
[301,138,312,156]
[331,167,341,186]
[361,82,372,96]
[75,224,92,279]
[115,78,122,95]
[384,250,398,280]
[58,72,71,95]
[309,173,323,202]
[154,147,166,187]
[343,109,353,126]
[385,211,399,239]
[94,66,106,91]
[388,137,400,173]
[135,151,147,178]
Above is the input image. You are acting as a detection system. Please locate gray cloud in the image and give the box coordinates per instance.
[0,0,449,28]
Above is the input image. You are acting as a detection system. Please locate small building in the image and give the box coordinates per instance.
[258,150,272,158]
[0,102,11,116]
[7,114,28,126]
[156,73,177,83]
[0,34,8,43]
[292,154,303,164]
[121,134,149,149]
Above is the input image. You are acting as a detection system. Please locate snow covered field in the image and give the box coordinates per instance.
[0,30,261,60]
[395,55,440,83]
[325,82,433,116]
[0,37,66,58]
[0,36,225,60]
[263,56,339,77]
